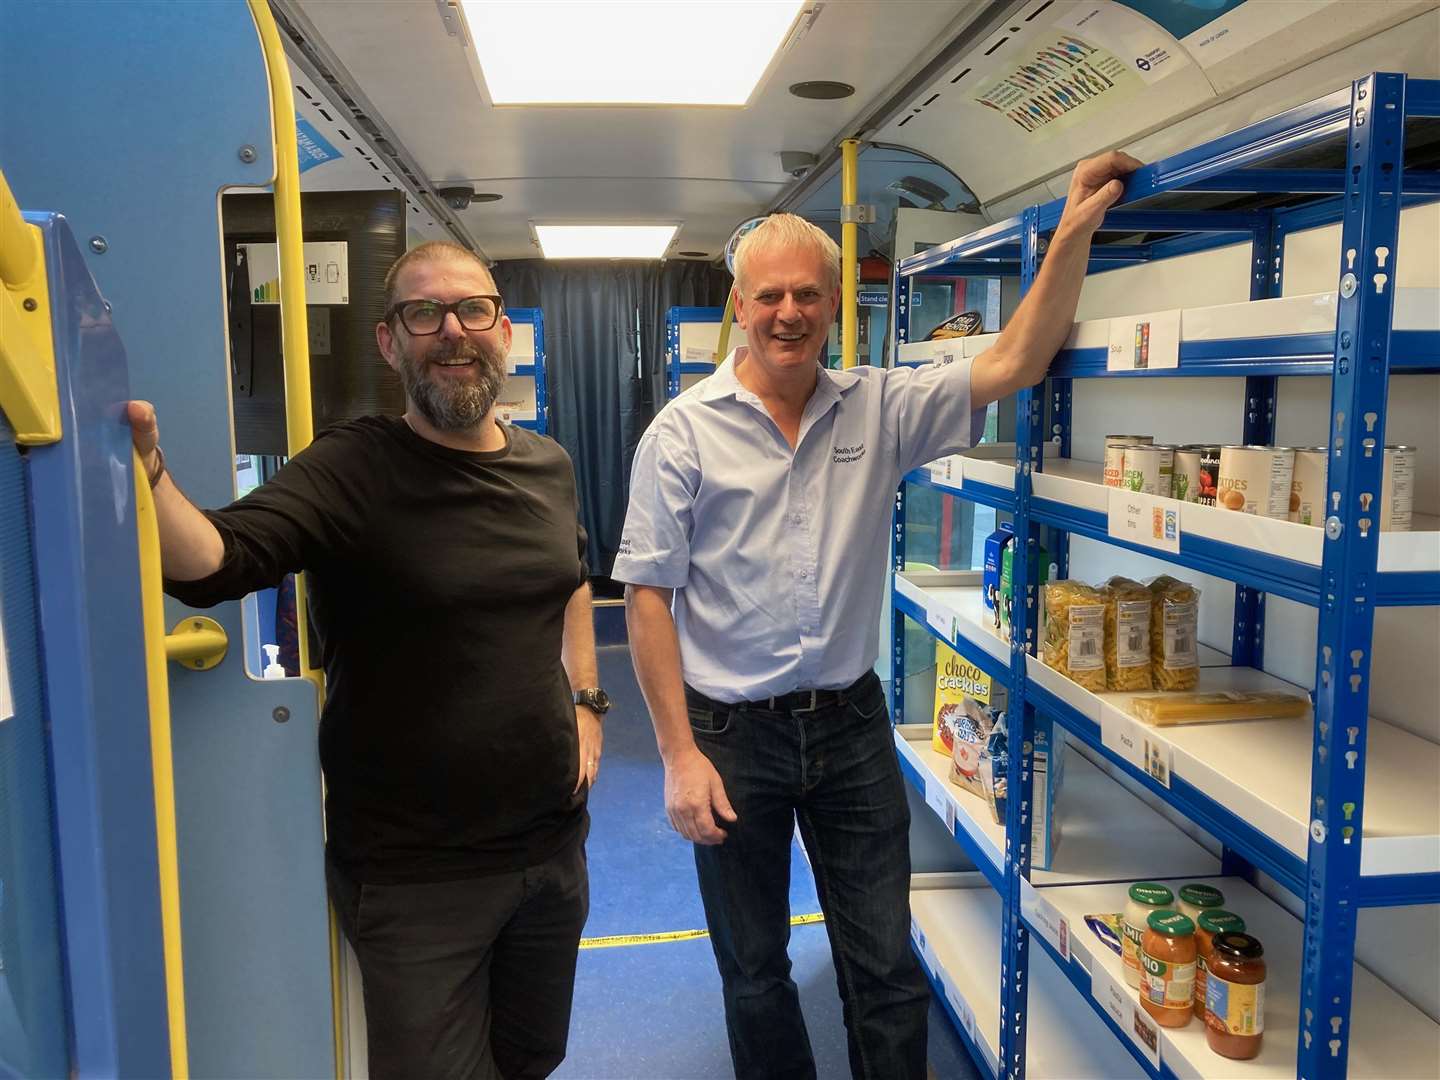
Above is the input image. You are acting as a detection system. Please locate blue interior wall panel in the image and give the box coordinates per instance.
[1,4,335,1076]
[22,213,172,1077]
[0,422,68,1080]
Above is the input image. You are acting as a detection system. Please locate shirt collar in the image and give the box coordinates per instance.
[700,346,863,405]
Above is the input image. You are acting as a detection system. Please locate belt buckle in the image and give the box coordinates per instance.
[793,689,821,714]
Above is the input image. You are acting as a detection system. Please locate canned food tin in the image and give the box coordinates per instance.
[1290,448,1328,525]
[1383,445,1415,532]
[1172,447,1217,504]
[1218,446,1294,517]
[1123,445,1175,496]
[1104,439,1141,488]
[1107,435,1154,444]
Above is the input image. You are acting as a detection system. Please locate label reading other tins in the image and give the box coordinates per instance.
[927,606,954,643]
[925,776,956,836]
[1101,706,1173,788]
[1020,878,1069,961]
[1091,960,1162,1069]
[1107,307,1180,371]
[683,345,714,361]
[1108,488,1181,554]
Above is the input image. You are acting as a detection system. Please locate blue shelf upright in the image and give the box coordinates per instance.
[889,72,1440,1080]
[664,306,725,399]
[506,307,548,434]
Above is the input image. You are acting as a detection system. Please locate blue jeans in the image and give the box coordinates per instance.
[686,671,928,1080]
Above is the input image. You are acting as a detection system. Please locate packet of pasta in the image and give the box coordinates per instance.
[1131,690,1309,726]
[1104,576,1153,691]
[1042,581,1107,692]
[1149,575,1200,690]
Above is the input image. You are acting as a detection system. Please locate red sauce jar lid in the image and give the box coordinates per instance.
[1212,931,1264,959]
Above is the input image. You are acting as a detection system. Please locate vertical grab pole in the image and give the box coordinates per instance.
[245,4,341,1074]
[246,0,317,675]
[134,453,191,1079]
[841,138,860,368]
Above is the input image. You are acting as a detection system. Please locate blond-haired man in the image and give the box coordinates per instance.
[615,153,1139,1078]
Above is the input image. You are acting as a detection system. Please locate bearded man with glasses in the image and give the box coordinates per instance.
[126,241,605,1079]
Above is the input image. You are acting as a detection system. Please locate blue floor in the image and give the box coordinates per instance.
[555,645,980,1079]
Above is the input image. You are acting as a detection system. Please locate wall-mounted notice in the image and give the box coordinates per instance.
[242,241,349,305]
[973,30,1138,135]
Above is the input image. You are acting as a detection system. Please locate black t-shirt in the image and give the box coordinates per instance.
[166,416,589,883]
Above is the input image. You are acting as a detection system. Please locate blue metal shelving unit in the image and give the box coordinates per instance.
[507,307,549,434]
[890,73,1440,1080]
[664,305,724,399]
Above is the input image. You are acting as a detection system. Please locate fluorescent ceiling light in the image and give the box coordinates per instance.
[535,225,679,259]
[463,1,804,105]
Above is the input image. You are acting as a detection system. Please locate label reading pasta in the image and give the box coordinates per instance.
[1162,601,1198,669]
[1068,606,1104,671]
[1206,974,1265,1035]
[1116,600,1149,668]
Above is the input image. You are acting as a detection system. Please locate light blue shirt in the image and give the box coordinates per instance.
[613,347,983,703]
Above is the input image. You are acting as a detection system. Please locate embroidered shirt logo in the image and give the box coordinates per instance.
[833,442,866,464]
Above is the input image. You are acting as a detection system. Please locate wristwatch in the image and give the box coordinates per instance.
[574,688,611,716]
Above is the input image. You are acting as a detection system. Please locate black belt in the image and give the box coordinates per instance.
[687,671,877,715]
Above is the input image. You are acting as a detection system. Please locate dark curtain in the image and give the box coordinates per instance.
[491,258,731,579]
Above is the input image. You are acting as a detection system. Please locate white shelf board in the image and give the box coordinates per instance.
[895,576,1230,676]
[1031,876,1440,1080]
[1029,652,1440,878]
[942,449,1439,576]
[1060,288,1439,349]
[911,878,1146,1080]
[895,576,1440,879]
[896,725,1220,887]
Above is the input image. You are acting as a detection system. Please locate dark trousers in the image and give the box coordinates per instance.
[326,839,588,1080]
[686,671,929,1080]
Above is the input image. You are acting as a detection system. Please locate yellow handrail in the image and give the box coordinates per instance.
[134,451,190,1079]
[0,168,60,444]
[713,288,737,364]
[840,138,859,369]
[244,3,340,1073]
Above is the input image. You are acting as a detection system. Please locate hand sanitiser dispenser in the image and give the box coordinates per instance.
[262,644,286,679]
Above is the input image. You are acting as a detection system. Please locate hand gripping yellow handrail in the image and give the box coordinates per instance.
[134,451,190,1079]
[245,3,341,1072]
[0,168,60,443]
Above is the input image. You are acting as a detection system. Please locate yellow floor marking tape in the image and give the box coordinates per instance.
[581,912,825,950]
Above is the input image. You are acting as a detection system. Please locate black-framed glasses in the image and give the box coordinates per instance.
[385,295,503,335]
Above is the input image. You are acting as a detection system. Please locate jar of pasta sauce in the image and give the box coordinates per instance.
[1176,882,1225,922]
[1205,932,1266,1060]
[1194,909,1246,1021]
[1122,882,1175,988]
[1140,911,1196,1028]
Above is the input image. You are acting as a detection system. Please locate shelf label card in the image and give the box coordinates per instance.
[1100,705,1173,788]
[1090,958,1162,1069]
[925,776,956,836]
[926,605,954,643]
[683,345,714,361]
[945,979,976,1040]
[1107,308,1180,371]
[1107,488,1181,554]
[1019,879,1069,961]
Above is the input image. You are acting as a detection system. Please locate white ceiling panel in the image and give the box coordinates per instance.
[290,0,976,259]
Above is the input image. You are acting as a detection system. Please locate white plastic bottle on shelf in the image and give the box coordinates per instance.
[262,644,286,680]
